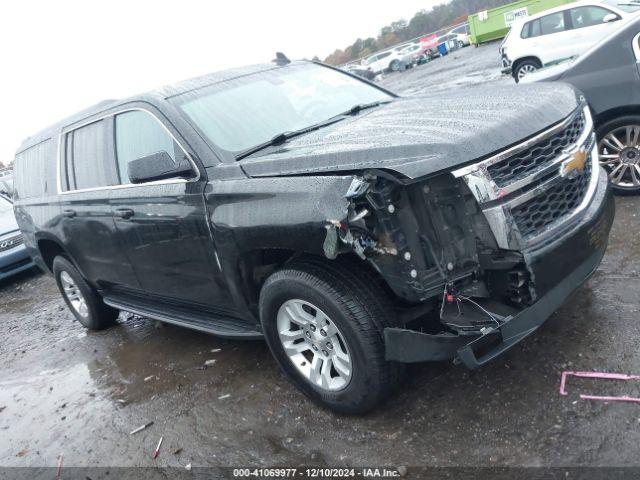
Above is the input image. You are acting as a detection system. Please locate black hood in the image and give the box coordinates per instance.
[240,83,581,181]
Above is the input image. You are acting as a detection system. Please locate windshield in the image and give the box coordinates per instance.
[0,196,12,213]
[603,0,640,11]
[172,63,392,154]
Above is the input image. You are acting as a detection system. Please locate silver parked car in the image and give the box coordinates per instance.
[0,194,35,280]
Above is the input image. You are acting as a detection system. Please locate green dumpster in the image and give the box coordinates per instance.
[468,0,575,45]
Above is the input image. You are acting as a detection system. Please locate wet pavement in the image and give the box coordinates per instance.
[379,41,511,95]
[2,44,640,472]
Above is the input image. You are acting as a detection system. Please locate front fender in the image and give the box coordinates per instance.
[205,175,358,255]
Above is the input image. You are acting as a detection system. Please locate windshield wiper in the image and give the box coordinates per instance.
[236,118,343,160]
[337,100,391,117]
[235,100,391,160]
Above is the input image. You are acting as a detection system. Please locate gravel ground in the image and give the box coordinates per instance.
[2,43,640,475]
[379,41,510,95]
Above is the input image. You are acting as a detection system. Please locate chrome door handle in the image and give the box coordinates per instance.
[113,208,134,220]
[62,209,76,218]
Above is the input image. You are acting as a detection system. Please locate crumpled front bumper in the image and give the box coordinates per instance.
[384,169,614,369]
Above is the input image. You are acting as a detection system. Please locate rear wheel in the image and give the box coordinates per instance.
[259,258,403,414]
[53,256,119,330]
[513,59,541,83]
[597,116,640,194]
[389,59,401,72]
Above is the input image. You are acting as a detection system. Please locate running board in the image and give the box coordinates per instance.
[103,296,263,340]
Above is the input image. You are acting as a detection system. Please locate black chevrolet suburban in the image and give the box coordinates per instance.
[13,60,614,413]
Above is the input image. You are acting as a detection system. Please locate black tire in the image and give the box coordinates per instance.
[259,258,404,414]
[597,116,640,195]
[389,59,401,72]
[513,59,541,83]
[52,256,119,330]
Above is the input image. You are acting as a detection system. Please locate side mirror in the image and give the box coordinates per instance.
[128,151,194,184]
[603,13,619,23]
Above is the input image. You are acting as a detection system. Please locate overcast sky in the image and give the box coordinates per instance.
[0,0,443,166]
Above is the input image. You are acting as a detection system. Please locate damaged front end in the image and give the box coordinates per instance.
[325,103,615,368]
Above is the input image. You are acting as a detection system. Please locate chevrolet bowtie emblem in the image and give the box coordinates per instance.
[560,149,588,178]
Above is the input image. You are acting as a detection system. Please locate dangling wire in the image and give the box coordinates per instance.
[458,295,502,328]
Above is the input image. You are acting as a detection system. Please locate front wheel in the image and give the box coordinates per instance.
[513,59,541,83]
[597,116,640,194]
[389,59,401,72]
[53,256,119,330]
[259,259,403,414]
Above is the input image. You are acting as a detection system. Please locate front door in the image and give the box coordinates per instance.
[108,108,235,312]
[567,6,621,54]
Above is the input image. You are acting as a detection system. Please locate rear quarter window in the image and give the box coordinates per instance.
[14,139,53,199]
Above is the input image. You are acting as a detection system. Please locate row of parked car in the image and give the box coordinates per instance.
[0,169,35,280]
[345,24,471,78]
[502,0,640,193]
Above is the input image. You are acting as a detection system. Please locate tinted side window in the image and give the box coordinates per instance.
[569,6,616,29]
[540,12,566,35]
[65,120,117,191]
[378,52,391,60]
[14,139,52,198]
[522,19,541,38]
[115,110,177,184]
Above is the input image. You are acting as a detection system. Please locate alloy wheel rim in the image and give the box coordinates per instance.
[598,125,640,188]
[60,271,88,317]
[517,64,537,80]
[276,299,352,392]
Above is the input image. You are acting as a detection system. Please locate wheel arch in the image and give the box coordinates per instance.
[512,56,542,71]
[594,106,640,131]
[35,235,79,275]
[36,237,66,272]
[240,250,393,317]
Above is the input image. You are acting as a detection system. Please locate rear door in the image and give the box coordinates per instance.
[58,119,139,289]
[535,10,575,63]
[108,108,234,311]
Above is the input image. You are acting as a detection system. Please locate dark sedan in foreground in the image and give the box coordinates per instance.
[0,194,35,280]
[523,15,640,194]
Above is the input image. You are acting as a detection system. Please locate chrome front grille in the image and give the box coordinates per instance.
[0,233,23,252]
[453,105,599,250]
[488,112,586,187]
[511,157,592,240]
